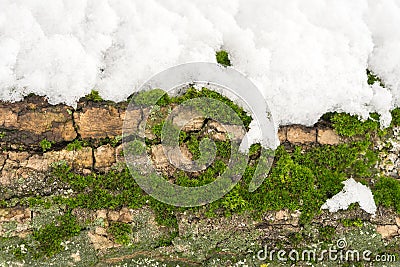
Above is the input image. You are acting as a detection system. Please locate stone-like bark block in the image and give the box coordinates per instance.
[94,144,116,170]
[0,96,76,145]
[317,128,340,145]
[278,127,287,143]
[287,126,316,144]
[75,105,142,140]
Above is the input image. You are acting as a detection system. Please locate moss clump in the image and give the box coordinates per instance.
[318,225,336,241]
[206,139,378,224]
[108,222,132,245]
[135,87,252,130]
[216,50,231,67]
[125,139,147,155]
[92,135,122,148]
[156,121,188,146]
[32,212,81,257]
[66,139,84,151]
[341,218,364,228]
[175,159,227,188]
[149,121,186,146]
[51,163,145,209]
[170,87,252,128]
[331,113,380,137]
[373,176,400,213]
[85,90,103,102]
[183,133,230,164]
[39,138,53,152]
[185,134,201,160]
[248,143,262,158]
[109,135,122,147]
[390,107,400,127]
[367,69,384,87]
[221,186,247,214]
[131,89,170,106]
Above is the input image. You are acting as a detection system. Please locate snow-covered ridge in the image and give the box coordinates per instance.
[1,0,399,128]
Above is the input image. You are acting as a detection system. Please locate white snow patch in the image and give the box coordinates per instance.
[0,0,400,129]
[369,83,393,128]
[321,178,377,215]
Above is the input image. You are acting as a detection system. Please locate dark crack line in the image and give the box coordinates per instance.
[70,108,80,139]
[91,146,96,170]
[0,150,7,168]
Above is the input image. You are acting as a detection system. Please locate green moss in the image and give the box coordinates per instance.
[161,121,188,146]
[50,162,178,228]
[186,134,201,160]
[109,135,122,147]
[125,138,147,155]
[0,131,5,139]
[3,85,397,263]
[171,87,251,128]
[318,225,336,241]
[40,138,53,152]
[2,221,17,236]
[184,134,229,164]
[131,89,170,106]
[342,262,364,267]
[341,218,364,228]
[26,196,52,209]
[89,136,123,148]
[149,199,179,228]
[135,87,252,129]
[215,140,231,159]
[248,143,261,159]
[52,165,146,210]
[175,160,227,188]
[66,139,84,151]
[12,242,29,260]
[216,50,231,67]
[108,222,132,245]
[85,90,103,102]
[367,69,384,87]
[390,107,400,127]
[49,135,378,228]
[208,139,378,224]
[43,87,380,235]
[150,121,187,145]
[331,113,379,137]
[373,176,400,213]
[32,211,81,257]
[221,186,247,215]
[156,230,178,247]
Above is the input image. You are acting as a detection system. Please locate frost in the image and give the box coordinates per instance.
[321,178,377,215]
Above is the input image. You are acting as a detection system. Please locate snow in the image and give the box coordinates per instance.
[1,0,400,130]
[321,178,377,215]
